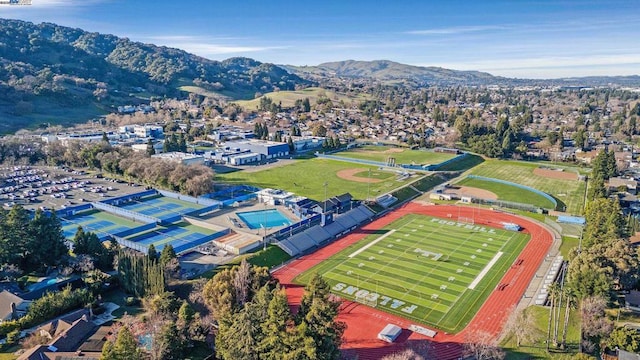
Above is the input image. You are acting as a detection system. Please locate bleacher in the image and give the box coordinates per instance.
[277,206,375,256]
[376,194,397,208]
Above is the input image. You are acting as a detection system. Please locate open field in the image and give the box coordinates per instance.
[456,177,556,209]
[294,213,529,333]
[467,160,587,214]
[334,145,456,165]
[233,87,370,110]
[216,158,416,200]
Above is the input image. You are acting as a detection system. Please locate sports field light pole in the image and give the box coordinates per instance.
[367,168,371,202]
[323,182,329,213]
[263,202,268,250]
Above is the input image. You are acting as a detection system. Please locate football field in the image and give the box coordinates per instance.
[294,213,529,333]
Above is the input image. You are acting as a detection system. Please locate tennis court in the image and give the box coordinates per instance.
[61,209,140,240]
[125,222,225,253]
[117,195,204,221]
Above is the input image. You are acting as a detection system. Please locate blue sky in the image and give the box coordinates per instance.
[2,0,639,78]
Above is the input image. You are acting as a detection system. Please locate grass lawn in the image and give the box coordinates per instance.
[558,237,579,258]
[294,213,530,333]
[102,289,144,317]
[467,160,587,214]
[334,145,456,165]
[247,245,291,268]
[200,245,291,278]
[502,305,581,359]
[456,177,556,209]
[216,158,416,201]
[437,153,485,172]
[0,345,18,360]
[233,87,370,110]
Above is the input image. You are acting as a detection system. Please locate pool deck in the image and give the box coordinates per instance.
[199,199,299,238]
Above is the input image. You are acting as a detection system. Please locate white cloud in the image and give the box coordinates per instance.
[29,0,108,7]
[419,53,640,78]
[406,25,506,35]
[140,37,286,57]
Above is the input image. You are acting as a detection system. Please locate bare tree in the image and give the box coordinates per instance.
[232,259,252,306]
[503,306,541,348]
[382,341,432,360]
[580,295,614,354]
[463,330,505,360]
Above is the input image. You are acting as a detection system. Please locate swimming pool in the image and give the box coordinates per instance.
[236,209,292,229]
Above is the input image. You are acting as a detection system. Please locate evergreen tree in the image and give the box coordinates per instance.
[302,97,311,112]
[27,209,68,272]
[101,326,142,360]
[259,288,292,359]
[159,244,177,266]
[4,205,30,266]
[147,244,157,261]
[157,322,184,360]
[177,133,187,152]
[299,274,344,360]
[146,139,156,156]
[287,136,295,153]
[587,174,607,202]
[102,132,109,143]
[73,228,114,270]
[583,198,627,248]
[216,308,260,360]
[178,300,195,323]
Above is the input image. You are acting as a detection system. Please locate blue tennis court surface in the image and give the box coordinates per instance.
[126,222,227,253]
[118,196,204,221]
[60,210,140,240]
[237,209,292,229]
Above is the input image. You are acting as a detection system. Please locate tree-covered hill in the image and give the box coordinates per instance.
[287,59,501,85]
[0,18,309,133]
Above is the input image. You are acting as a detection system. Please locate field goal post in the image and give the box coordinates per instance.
[355,293,378,308]
[457,216,474,225]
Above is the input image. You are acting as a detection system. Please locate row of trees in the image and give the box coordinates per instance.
[202,260,344,360]
[586,147,617,202]
[47,141,214,196]
[116,249,167,298]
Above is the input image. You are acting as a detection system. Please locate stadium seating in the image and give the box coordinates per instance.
[276,206,375,256]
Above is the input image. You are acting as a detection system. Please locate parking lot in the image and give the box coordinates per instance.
[0,165,146,212]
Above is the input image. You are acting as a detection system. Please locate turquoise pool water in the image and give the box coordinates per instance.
[236,209,292,229]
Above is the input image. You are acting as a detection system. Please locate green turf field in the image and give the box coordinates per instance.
[334,145,456,165]
[456,177,556,209]
[294,214,530,333]
[216,159,417,200]
[467,160,587,214]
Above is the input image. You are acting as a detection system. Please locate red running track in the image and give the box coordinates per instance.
[272,203,553,360]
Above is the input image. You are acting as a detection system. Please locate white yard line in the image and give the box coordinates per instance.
[348,229,396,258]
[468,251,503,290]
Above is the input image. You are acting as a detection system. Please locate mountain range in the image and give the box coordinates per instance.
[0,18,639,133]
[286,60,500,85]
[0,18,307,133]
